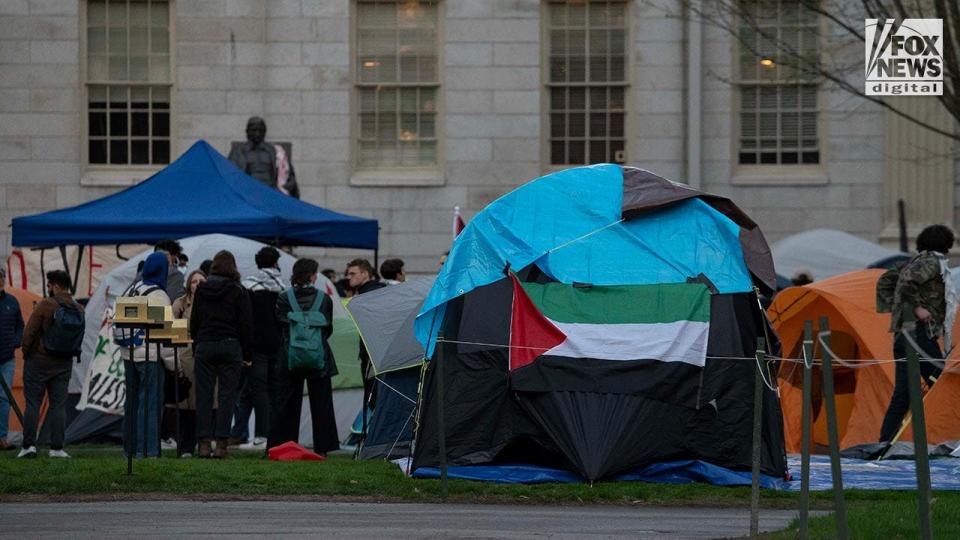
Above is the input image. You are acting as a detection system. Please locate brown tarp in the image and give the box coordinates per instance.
[620,167,776,292]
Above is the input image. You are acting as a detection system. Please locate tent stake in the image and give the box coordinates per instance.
[902,304,933,540]
[799,320,814,540]
[437,333,448,499]
[749,337,765,537]
[819,317,848,540]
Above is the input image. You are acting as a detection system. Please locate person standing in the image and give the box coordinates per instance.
[118,253,173,459]
[269,258,339,455]
[346,259,386,413]
[231,247,286,448]
[379,259,406,285]
[879,225,954,442]
[169,269,207,457]
[0,267,24,451]
[18,270,84,459]
[190,251,254,459]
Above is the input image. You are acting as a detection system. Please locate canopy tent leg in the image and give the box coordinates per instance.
[373,249,379,275]
[38,248,46,296]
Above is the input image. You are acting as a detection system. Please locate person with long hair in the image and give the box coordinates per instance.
[190,251,253,458]
[268,258,339,455]
[168,269,206,457]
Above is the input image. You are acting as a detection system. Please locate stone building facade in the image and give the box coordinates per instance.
[0,0,956,276]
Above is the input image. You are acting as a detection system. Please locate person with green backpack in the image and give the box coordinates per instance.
[267,258,339,455]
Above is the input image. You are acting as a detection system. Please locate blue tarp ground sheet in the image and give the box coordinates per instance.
[410,455,960,491]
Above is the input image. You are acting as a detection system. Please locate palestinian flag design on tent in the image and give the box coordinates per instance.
[508,274,711,371]
[412,164,786,483]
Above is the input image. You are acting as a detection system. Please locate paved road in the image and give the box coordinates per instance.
[0,501,803,539]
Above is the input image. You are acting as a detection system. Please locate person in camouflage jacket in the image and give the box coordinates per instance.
[880,224,954,442]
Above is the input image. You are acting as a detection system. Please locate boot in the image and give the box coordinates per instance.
[197,439,212,459]
[213,438,229,459]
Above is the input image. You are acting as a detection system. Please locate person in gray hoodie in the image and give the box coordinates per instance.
[230,247,286,448]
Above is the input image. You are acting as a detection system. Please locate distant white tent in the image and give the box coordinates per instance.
[772,229,907,282]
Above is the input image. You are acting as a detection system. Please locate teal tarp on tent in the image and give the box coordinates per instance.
[415,164,771,356]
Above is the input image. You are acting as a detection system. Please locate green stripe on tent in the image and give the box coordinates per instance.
[519,282,710,324]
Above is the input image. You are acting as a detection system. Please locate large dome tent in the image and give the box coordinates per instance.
[410,165,786,483]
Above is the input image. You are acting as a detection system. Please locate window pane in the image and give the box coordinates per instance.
[152,140,170,163]
[89,112,107,136]
[88,1,106,25]
[89,140,107,164]
[109,112,128,137]
[131,140,150,164]
[88,27,107,54]
[131,112,149,136]
[109,139,128,164]
[152,111,169,136]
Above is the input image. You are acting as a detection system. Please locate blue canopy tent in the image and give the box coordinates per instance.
[12,139,378,250]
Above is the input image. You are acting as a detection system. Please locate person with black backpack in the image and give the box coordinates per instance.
[18,270,84,459]
[267,258,339,456]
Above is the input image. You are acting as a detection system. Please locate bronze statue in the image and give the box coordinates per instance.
[228,116,300,198]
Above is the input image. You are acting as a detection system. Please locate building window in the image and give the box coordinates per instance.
[86,0,172,166]
[737,0,819,166]
[546,0,627,167]
[355,0,439,169]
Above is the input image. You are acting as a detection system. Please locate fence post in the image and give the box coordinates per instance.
[902,304,933,540]
[750,337,766,538]
[436,332,448,499]
[819,316,848,540]
[799,320,814,540]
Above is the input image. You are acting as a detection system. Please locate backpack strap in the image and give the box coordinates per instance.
[285,288,301,313]
[306,291,324,314]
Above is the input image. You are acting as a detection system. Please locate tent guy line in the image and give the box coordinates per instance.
[437,338,948,366]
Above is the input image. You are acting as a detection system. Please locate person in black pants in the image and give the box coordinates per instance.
[268,258,339,455]
[231,247,286,447]
[190,251,254,459]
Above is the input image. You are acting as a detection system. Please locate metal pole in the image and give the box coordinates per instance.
[902,304,933,540]
[799,320,814,540]
[750,337,766,538]
[819,316,848,540]
[127,333,135,475]
[0,372,24,426]
[142,328,150,459]
[156,341,163,458]
[436,333,448,499]
[173,345,181,457]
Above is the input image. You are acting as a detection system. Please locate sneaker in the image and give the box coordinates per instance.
[0,439,15,451]
[17,446,37,458]
[48,449,71,458]
[237,437,267,450]
[179,452,192,459]
[226,436,246,447]
[160,438,177,450]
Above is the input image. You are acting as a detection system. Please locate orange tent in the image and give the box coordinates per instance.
[769,269,960,453]
[4,288,41,435]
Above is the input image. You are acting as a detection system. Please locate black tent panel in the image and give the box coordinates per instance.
[359,368,421,460]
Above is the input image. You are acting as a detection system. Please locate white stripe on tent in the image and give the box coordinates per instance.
[545,320,709,367]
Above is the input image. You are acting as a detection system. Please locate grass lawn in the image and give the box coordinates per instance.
[1,445,957,516]
[767,497,960,540]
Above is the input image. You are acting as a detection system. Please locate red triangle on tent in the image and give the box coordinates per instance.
[509,273,566,371]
